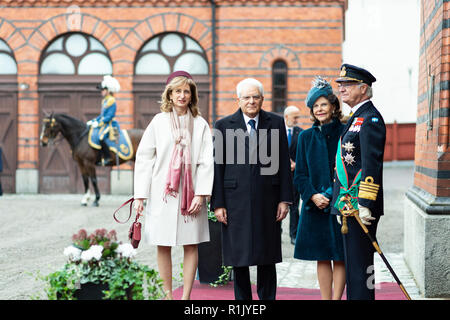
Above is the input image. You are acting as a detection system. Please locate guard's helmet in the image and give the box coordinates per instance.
[97,75,120,93]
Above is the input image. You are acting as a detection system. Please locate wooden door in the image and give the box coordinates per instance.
[39,92,76,193]
[0,77,17,193]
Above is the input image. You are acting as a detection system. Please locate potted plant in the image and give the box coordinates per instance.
[197,202,232,285]
[43,228,164,300]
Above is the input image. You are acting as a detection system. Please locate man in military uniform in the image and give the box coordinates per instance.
[87,75,121,166]
[331,64,386,300]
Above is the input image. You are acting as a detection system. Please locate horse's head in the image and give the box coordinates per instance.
[40,113,61,146]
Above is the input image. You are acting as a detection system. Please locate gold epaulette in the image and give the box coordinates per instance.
[103,96,116,108]
[358,176,380,201]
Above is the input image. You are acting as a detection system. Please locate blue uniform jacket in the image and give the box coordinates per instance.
[95,95,120,130]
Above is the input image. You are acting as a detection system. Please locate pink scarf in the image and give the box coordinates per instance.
[163,109,195,217]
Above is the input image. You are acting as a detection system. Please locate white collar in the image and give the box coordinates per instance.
[351,99,370,114]
[243,113,259,130]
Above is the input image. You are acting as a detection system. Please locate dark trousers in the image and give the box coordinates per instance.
[342,216,379,300]
[100,139,111,159]
[289,189,300,240]
[233,264,277,300]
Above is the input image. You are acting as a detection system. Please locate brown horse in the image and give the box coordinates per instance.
[40,113,144,206]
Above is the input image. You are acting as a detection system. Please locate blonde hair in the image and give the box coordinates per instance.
[160,76,200,117]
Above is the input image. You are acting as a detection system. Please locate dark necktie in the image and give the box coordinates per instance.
[248,119,256,137]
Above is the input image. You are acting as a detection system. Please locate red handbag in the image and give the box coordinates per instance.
[113,198,141,249]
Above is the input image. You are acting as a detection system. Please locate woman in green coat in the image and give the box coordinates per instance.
[293,77,345,300]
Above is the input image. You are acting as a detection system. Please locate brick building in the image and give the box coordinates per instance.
[0,0,347,194]
[404,0,450,298]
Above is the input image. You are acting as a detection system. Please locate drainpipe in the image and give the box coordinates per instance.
[210,0,217,125]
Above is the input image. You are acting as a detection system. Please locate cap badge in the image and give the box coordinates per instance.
[340,66,347,77]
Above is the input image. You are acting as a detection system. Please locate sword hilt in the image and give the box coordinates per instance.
[339,195,358,234]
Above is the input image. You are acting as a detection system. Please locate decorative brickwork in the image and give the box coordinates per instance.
[0,0,346,192]
[414,0,450,198]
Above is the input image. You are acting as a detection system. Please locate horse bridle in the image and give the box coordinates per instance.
[42,116,63,145]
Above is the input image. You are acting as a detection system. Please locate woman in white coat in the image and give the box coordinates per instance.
[133,71,214,300]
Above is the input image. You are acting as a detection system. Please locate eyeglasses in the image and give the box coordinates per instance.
[337,82,361,89]
[240,95,262,102]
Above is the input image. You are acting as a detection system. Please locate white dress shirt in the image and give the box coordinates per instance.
[350,99,370,115]
[243,113,259,133]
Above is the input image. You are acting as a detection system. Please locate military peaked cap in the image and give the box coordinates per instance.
[336,64,376,86]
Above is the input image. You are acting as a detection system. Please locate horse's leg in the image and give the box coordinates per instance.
[87,165,101,207]
[80,174,91,206]
[77,161,91,206]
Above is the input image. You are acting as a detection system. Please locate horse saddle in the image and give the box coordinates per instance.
[88,126,134,161]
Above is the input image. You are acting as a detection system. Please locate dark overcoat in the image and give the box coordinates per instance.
[293,118,345,261]
[289,126,302,162]
[211,108,293,267]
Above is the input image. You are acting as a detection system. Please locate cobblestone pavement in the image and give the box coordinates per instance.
[0,162,434,300]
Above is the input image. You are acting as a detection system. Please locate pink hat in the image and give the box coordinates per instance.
[166,70,193,85]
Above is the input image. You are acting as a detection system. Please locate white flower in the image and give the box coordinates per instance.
[117,243,137,259]
[81,245,103,262]
[63,245,82,262]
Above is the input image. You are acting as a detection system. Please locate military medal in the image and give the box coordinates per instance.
[342,141,355,153]
[349,117,364,132]
[344,153,355,166]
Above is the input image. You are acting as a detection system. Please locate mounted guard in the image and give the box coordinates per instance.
[87,75,121,166]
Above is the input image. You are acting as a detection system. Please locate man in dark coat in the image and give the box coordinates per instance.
[283,106,302,244]
[331,64,386,300]
[211,78,293,300]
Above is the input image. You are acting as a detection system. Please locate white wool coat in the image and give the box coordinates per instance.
[134,112,214,246]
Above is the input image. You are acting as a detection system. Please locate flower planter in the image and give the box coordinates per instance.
[198,220,225,284]
[47,229,163,300]
[74,282,109,300]
[57,282,133,300]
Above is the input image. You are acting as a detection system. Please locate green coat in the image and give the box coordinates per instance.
[293,118,344,261]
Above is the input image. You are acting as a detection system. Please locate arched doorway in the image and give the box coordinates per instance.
[38,32,112,194]
[0,39,17,193]
[133,32,210,129]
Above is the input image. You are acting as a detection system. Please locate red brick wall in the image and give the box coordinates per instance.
[416,0,450,197]
[0,0,346,171]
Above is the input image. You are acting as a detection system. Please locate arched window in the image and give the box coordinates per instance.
[40,33,112,75]
[0,39,17,74]
[135,33,209,75]
[272,59,287,113]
